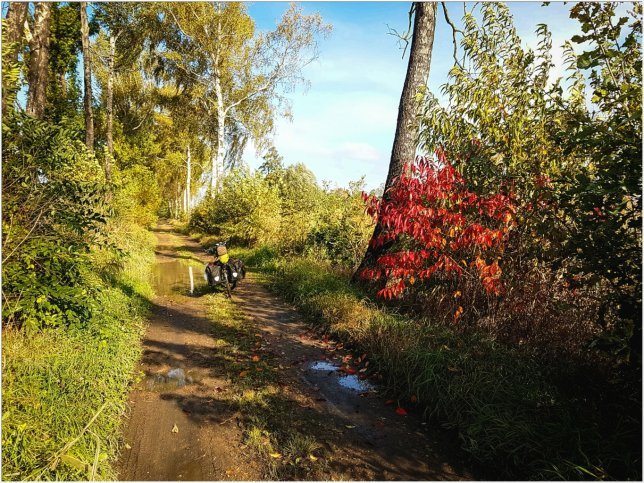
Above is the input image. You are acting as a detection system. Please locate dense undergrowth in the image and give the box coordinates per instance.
[2,109,158,479]
[2,212,156,480]
[2,223,155,480]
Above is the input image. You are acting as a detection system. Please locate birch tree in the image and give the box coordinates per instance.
[159,2,330,192]
[26,2,52,119]
[80,2,93,150]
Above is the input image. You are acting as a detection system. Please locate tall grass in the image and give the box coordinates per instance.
[232,249,640,480]
[2,224,156,480]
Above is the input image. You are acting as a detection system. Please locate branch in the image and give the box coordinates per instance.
[387,3,416,59]
[441,2,465,71]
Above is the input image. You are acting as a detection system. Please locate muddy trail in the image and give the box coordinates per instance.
[117,223,471,480]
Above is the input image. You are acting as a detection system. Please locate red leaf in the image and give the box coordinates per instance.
[395,407,408,416]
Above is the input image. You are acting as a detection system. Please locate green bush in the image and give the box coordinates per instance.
[190,167,281,246]
[2,112,109,330]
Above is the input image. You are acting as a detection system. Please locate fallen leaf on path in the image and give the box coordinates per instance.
[172,424,179,433]
[124,443,132,450]
[269,453,282,459]
[395,407,408,416]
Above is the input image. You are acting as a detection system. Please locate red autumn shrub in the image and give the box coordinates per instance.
[360,151,515,305]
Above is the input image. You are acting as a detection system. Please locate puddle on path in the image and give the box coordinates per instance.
[309,360,375,392]
[151,260,204,295]
[310,361,338,371]
[143,367,202,392]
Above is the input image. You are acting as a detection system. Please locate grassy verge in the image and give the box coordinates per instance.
[2,224,156,480]
[221,245,639,480]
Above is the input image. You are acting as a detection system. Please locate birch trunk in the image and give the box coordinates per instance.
[26,2,52,119]
[106,33,116,181]
[186,145,192,209]
[80,2,94,150]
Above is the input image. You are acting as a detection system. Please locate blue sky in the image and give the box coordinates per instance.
[241,1,611,190]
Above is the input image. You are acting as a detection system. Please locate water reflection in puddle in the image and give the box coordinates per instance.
[310,361,338,371]
[151,260,202,295]
[143,367,200,392]
[309,360,375,392]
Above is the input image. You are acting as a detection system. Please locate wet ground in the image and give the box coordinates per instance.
[117,223,471,480]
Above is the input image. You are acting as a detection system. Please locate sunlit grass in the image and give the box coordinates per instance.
[2,223,155,480]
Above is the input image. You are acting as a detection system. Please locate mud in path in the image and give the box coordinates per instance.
[117,223,471,480]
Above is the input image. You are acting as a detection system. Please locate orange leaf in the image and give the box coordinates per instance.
[239,371,248,378]
[251,355,260,362]
[395,407,407,416]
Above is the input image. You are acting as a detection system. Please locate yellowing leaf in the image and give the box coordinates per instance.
[309,454,318,461]
[61,454,87,472]
[269,452,282,459]
[172,424,179,433]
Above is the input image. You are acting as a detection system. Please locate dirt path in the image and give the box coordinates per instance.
[117,224,471,480]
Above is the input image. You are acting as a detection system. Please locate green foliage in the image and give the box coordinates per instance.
[306,180,374,269]
[190,167,282,246]
[2,112,109,330]
[2,237,153,480]
[46,3,83,124]
[1,19,23,116]
[552,2,642,360]
[112,164,162,228]
[189,163,373,269]
[418,2,641,365]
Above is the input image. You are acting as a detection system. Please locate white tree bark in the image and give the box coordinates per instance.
[213,71,226,193]
[186,145,192,209]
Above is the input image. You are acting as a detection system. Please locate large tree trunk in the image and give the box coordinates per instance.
[5,2,28,56]
[2,2,28,115]
[80,2,94,151]
[353,2,437,283]
[26,2,52,119]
